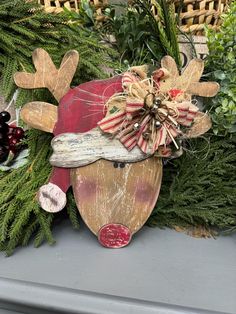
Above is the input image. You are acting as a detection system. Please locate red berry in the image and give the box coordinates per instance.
[9,137,19,147]
[8,127,15,135]
[7,134,14,141]
[13,127,24,139]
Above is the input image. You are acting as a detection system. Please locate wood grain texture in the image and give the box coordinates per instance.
[178,35,209,69]
[179,58,204,90]
[50,128,151,167]
[161,55,179,79]
[20,102,57,133]
[185,112,212,138]
[71,157,162,235]
[159,56,219,98]
[187,82,219,97]
[14,48,79,102]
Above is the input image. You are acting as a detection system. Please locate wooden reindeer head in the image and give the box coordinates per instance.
[14,49,218,248]
[14,48,163,248]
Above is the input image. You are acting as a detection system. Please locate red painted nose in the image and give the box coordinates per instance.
[98,224,132,248]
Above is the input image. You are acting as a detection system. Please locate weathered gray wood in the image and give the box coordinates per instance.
[178,35,209,69]
[50,128,151,168]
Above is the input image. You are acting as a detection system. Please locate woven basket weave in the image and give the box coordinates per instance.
[38,0,108,21]
[38,0,78,13]
[39,0,230,34]
[174,0,231,35]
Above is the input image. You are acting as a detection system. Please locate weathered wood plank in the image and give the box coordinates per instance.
[71,157,163,236]
[14,48,79,102]
[178,35,209,69]
[20,101,57,133]
[187,82,219,97]
[185,112,212,138]
[50,128,151,167]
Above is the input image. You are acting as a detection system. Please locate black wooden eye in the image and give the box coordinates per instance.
[113,161,118,168]
[119,162,125,168]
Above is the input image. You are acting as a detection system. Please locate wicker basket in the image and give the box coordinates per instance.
[38,0,78,13]
[174,0,231,35]
[38,0,108,21]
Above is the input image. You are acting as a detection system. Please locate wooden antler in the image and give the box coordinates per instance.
[14,49,79,132]
[14,48,79,102]
[160,56,219,97]
[158,56,220,138]
[161,56,179,79]
[20,102,58,133]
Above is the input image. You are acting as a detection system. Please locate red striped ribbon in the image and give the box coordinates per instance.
[98,72,199,154]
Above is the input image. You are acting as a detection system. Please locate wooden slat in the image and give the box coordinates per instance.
[50,128,151,167]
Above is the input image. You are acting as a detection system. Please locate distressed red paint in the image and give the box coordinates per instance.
[169,89,183,99]
[98,224,132,248]
[49,76,123,194]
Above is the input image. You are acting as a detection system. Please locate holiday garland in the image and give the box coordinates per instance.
[101,0,181,66]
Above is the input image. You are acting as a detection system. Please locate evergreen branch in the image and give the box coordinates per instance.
[34,227,47,248]
[148,135,236,231]
[66,190,80,230]
[33,208,55,246]
[21,220,38,246]
[1,202,19,242]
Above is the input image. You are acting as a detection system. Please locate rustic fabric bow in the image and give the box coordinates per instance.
[98,72,199,154]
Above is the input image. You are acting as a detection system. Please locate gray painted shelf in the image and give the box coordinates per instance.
[0,221,235,314]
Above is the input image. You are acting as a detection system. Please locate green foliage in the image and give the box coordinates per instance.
[0,0,115,254]
[0,130,53,255]
[102,0,181,66]
[206,1,236,134]
[0,0,117,103]
[63,0,96,29]
[148,135,236,232]
[0,130,81,256]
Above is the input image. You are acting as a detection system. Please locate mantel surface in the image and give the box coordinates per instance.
[0,221,235,314]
